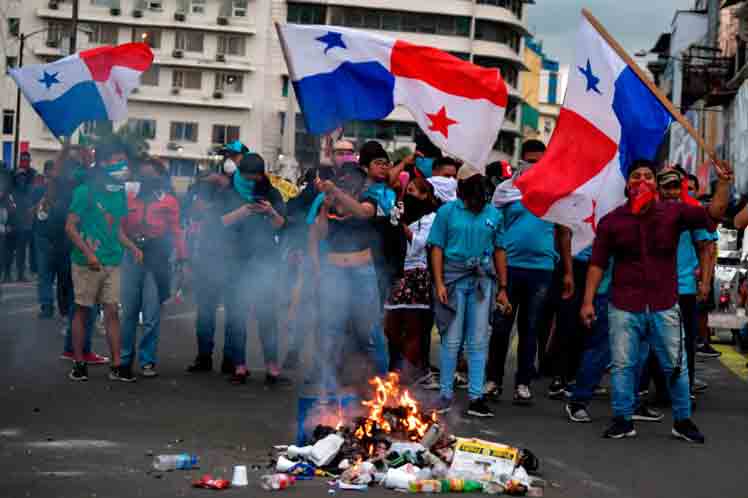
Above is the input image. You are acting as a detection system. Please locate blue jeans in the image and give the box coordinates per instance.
[609,304,691,421]
[120,251,163,368]
[194,261,230,359]
[439,274,494,400]
[35,234,72,311]
[319,262,386,393]
[571,294,610,404]
[225,259,279,368]
[487,267,553,387]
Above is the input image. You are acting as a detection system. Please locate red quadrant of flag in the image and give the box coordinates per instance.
[80,43,154,82]
[516,108,618,216]
[389,40,508,108]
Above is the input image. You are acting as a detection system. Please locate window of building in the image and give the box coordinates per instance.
[89,23,118,45]
[217,35,245,56]
[141,65,160,86]
[48,22,68,44]
[281,76,289,97]
[287,3,326,25]
[81,120,113,137]
[477,0,523,18]
[212,125,240,145]
[134,27,161,48]
[6,56,18,70]
[172,70,202,89]
[233,0,247,17]
[127,119,156,140]
[169,158,198,177]
[215,72,243,93]
[91,0,114,6]
[175,31,204,52]
[475,20,520,52]
[170,121,198,142]
[329,8,471,37]
[8,18,20,38]
[3,110,14,135]
[190,0,206,14]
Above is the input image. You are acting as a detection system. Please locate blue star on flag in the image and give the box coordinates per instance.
[316,31,346,54]
[38,71,61,90]
[578,59,601,95]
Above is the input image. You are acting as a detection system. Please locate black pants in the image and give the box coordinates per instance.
[14,229,32,279]
[550,260,589,383]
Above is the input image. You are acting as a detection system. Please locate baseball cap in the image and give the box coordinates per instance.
[221,140,249,156]
[657,168,682,187]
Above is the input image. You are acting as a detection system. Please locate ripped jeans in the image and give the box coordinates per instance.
[609,304,690,422]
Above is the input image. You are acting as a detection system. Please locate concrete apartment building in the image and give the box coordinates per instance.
[1,0,532,180]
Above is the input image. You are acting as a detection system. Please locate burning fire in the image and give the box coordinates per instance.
[354,373,435,442]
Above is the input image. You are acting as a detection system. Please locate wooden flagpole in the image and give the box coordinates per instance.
[581,8,718,163]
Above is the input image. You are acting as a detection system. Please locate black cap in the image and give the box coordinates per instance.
[238,153,265,175]
[358,141,389,167]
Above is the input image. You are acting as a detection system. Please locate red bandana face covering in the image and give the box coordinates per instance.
[680,177,701,207]
[629,180,658,215]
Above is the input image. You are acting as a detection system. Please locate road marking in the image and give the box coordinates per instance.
[715,344,748,382]
[26,439,119,449]
[1,305,35,316]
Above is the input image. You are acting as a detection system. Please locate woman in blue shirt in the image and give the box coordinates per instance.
[427,165,511,418]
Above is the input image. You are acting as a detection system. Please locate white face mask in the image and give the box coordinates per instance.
[223,159,237,175]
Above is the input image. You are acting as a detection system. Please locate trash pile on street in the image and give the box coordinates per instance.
[265,373,544,495]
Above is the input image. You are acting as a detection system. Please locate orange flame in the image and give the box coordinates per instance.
[354,372,435,441]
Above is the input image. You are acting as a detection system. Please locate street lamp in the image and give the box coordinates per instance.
[11,24,92,170]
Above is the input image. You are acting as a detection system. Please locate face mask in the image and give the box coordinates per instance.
[402,194,433,225]
[223,158,237,175]
[415,157,434,177]
[334,152,355,167]
[103,160,129,182]
[628,180,657,215]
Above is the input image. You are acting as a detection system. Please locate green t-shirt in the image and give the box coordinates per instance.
[69,184,128,267]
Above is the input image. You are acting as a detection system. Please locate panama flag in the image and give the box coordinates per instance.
[515,16,672,254]
[277,24,508,168]
[9,43,154,138]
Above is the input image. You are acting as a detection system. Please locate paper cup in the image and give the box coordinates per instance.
[231,465,248,487]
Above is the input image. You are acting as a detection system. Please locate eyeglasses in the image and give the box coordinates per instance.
[371,159,392,168]
[334,149,355,155]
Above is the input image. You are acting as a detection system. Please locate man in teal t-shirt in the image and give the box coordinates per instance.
[66,140,141,383]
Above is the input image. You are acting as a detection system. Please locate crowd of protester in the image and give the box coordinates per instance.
[9,132,742,446]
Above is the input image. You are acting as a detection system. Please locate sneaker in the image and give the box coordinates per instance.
[484,381,502,402]
[603,417,637,439]
[141,363,158,378]
[513,384,533,405]
[221,357,234,375]
[230,369,249,385]
[454,372,468,390]
[632,405,664,422]
[417,371,441,391]
[60,351,74,361]
[566,402,592,423]
[109,365,137,383]
[638,388,649,397]
[672,418,705,444]
[548,377,566,399]
[265,373,293,387]
[68,361,88,382]
[38,305,54,319]
[186,355,213,373]
[82,352,109,365]
[431,396,452,415]
[695,344,722,359]
[692,378,709,393]
[466,397,495,418]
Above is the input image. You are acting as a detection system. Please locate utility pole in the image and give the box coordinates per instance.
[64,0,80,145]
[12,33,25,170]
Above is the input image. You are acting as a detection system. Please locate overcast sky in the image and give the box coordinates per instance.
[525,0,694,67]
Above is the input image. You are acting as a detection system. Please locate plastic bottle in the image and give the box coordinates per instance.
[309,434,344,467]
[409,480,443,493]
[440,479,483,493]
[260,474,296,491]
[152,453,199,471]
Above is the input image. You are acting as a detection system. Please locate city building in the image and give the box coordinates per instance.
[520,35,566,145]
[1,0,533,184]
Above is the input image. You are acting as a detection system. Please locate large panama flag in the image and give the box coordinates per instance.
[515,14,673,254]
[277,23,508,168]
[10,42,154,137]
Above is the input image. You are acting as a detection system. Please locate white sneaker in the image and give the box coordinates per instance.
[417,372,440,390]
[513,384,533,405]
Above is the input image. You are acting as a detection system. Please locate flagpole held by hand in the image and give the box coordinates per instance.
[581,9,719,166]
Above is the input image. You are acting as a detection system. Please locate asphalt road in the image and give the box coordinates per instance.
[1,280,748,498]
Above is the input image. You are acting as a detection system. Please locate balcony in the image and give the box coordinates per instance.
[154,55,255,73]
[129,87,252,110]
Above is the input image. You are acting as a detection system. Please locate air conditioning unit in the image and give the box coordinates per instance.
[172,49,184,58]
[133,9,143,18]
[131,87,140,94]
[167,142,180,150]
[171,87,181,95]
[110,7,121,16]
[46,39,59,48]
[48,1,59,9]
[213,90,224,99]
[147,1,163,11]
[217,16,229,26]
[216,53,226,62]
[174,12,186,22]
